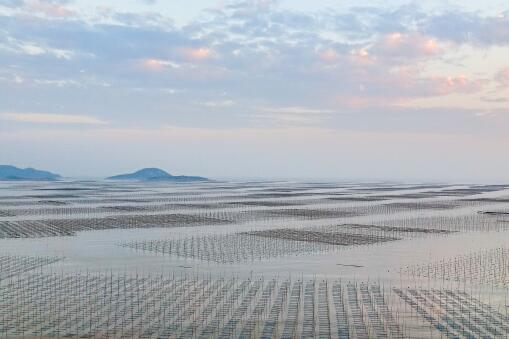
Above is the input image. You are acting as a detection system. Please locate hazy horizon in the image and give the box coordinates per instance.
[1,0,509,181]
[3,163,509,184]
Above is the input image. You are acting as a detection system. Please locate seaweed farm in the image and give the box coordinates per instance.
[0,180,508,338]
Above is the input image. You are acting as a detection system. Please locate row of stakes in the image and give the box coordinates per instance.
[0,270,413,339]
[1,268,507,338]
[402,247,509,287]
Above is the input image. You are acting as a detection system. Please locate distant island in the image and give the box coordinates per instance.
[107,168,208,182]
[0,165,61,181]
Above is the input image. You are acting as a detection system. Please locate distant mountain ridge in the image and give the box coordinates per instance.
[0,165,61,181]
[107,168,208,182]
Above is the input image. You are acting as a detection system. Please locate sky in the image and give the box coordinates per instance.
[0,0,508,181]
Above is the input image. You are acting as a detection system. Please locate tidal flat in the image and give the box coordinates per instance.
[0,180,508,338]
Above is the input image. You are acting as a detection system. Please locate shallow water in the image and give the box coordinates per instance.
[0,180,508,337]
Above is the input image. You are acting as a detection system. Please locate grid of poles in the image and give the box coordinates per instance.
[0,272,412,339]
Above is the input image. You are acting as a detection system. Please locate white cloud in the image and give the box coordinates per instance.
[262,106,334,115]
[0,36,77,60]
[13,74,24,84]
[19,42,75,59]
[202,100,234,107]
[251,106,334,126]
[33,78,81,87]
[0,112,108,125]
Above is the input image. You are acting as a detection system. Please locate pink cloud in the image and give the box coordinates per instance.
[349,48,375,65]
[334,71,484,109]
[334,95,394,109]
[375,32,442,59]
[430,75,483,95]
[383,68,482,97]
[316,46,378,70]
[317,48,339,63]
[26,0,73,17]
[141,58,165,71]
[139,58,180,71]
[179,47,214,61]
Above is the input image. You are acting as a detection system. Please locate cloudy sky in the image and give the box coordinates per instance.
[1,0,508,181]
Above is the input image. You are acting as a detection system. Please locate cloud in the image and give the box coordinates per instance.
[140,58,181,70]
[349,48,374,65]
[373,32,443,59]
[110,11,174,28]
[178,47,213,61]
[25,0,73,17]
[481,96,508,103]
[0,36,76,60]
[0,1,506,131]
[19,42,74,59]
[225,0,278,17]
[202,100,234,107]
[252,106,333,126]
[334,71,484,109]
[262,106,333,115]
[495,68,509,87]
[0,112,108,125]
[421,75,483,96]
[33,78,80,87]
[422,10,509,46]
[317,48,339,63]
[1,2,509,180]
